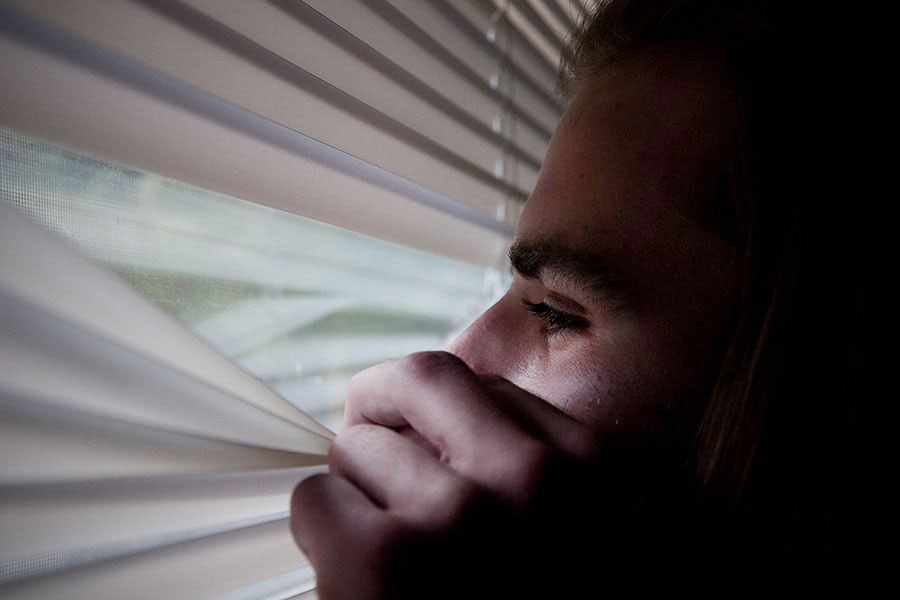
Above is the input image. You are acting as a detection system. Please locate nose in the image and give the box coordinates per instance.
[445,296,517,377]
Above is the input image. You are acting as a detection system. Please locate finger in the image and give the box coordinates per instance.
[291,473,389,568]
[344,353,598,459]
[342,351,547,499]
[291,474,410,600]
[329,424,477,527]
[474,374,602,460]
[396,425,440,459]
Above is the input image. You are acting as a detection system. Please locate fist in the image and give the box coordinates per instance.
[290,352,674,599]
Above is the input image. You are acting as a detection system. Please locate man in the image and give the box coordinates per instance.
[290,1,858,596]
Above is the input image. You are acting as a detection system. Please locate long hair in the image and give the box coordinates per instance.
[559,0,860,568]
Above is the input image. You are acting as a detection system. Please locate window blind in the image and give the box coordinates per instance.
[0,0,583,268]
[0,1,580,598]
[0,202,330,598]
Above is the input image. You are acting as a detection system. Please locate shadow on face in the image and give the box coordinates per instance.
[448,47,742,445]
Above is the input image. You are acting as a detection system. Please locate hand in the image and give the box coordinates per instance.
[289,352,675,599]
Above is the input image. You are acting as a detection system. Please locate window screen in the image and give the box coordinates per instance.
[1,127,507,431]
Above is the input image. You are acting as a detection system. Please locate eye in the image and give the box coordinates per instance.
[521,298,589,335]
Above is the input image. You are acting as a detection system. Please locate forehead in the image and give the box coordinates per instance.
[518,49,737,254]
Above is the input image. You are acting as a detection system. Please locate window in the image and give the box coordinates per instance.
[0,1,581,597]
[1,127,505,432]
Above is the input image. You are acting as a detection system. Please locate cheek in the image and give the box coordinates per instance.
[510,339,625,428]
[459,294,710,436]
[510,333,681,436]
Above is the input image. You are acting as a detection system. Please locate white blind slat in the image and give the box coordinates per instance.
[0,394,318,483]
[446,0,560,96]
[0,468,320,564]
[3,519,311,600]
[553,0,588,22]
[528,0,571,43]
[0,289,332,454]
[219,567,318,600]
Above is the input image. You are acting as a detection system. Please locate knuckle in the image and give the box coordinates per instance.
[326,430,353,472]
[402,351,471,383]
[327,424,380,472]
[344,369,371,412]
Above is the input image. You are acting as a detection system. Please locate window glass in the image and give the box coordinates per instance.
[0,128,509,431]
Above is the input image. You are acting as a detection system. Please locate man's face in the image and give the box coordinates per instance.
[448,51,740,442]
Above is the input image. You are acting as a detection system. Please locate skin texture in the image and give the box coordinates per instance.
[291,50,742,598]
[451,47,741,441]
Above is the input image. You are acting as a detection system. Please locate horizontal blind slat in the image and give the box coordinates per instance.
[436,0,565,121]
[0,289,331,454]
[528,0,573,42]
[2,519,311,600]
[446,0,560,96]
[218,567,318,600]
[553,0,588,24]
[0,394,321,484]
[0,468,321,563]
[514,0,567,54]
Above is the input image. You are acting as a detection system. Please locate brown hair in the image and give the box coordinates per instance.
[560,0,860,568]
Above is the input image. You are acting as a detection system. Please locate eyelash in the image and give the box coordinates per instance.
[521,299,589,335]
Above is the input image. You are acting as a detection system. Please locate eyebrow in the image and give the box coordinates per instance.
[508,235,635,309]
